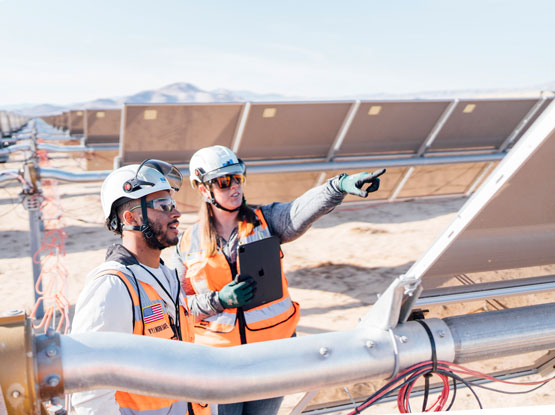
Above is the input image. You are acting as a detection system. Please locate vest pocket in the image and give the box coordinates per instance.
[244,300,299,332]
[196,310,237,333]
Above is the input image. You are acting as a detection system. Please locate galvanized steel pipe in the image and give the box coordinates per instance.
[1,143,117,157]
[180,152,506,176]
[61,319,454,403]
[38,168,110,183]
[0,143,33,155]
[445,302,555,363]
[57,303,555,404]
[37,143,118,153]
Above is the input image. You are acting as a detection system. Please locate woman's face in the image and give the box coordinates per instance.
[199,176,244,211]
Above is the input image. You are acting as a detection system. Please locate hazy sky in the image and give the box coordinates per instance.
[1,0,554,106]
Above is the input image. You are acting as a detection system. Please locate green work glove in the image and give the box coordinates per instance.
[218,274,257,308]
[338,169,386,197]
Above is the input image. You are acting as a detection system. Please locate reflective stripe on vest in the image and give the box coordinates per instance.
[182,208,300,347]
[95,269,207,415]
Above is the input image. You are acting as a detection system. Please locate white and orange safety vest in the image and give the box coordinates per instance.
[180,208,300,347]
[97,267,209,415]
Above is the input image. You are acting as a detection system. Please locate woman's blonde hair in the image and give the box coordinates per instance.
[197,186,258,257]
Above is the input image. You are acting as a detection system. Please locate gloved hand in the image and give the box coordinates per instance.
[338,169,386,197]
[218,274,257,308]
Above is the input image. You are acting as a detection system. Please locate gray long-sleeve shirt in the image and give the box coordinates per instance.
[170,176,346,318]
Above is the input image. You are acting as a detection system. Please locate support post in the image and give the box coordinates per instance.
[26,202,43,319]
[22,160,44,319]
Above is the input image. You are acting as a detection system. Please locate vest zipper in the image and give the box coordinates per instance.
[237,307,247,345]
[228,259,248,345]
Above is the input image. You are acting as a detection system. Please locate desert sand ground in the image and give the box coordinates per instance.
[1,154,554,414]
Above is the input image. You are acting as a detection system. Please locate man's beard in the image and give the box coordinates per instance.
[143,220,179,250]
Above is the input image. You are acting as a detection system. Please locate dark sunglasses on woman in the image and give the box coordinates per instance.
[209,174,245,189]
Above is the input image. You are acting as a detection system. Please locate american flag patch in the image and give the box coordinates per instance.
[142,303,164,324]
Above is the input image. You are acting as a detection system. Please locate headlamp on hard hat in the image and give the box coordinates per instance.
[123,159,183,194]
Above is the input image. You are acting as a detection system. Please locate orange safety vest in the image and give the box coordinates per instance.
[98,269,209,415]
[179,208,300,347]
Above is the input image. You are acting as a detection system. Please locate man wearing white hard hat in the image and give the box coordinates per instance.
[71,159,209,415]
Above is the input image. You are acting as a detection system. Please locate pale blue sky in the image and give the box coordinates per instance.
[1,0,554,106]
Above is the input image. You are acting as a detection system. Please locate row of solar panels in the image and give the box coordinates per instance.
[0,111,28,137]
[40,97,554,209]
[42,98,553,155]
[41,109,120,144]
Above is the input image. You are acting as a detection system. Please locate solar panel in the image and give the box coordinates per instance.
[84,109,121,145]
[406,99,555,286]
[506,96,555,149]
[336,100,451,156]
[68,110,85,136]
[174,185,203,212]
[429,98,541,151]
[60,112,69,131]
[394,162,491,199]
[243,172,323,205]
[120,104,243,165]
[235,102,352,160]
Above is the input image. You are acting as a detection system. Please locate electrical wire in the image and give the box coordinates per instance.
[466,378,551,395]
[30,152,72,335]
[346,360,555,414]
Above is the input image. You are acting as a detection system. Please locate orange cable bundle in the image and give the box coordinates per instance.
[36,149,49,162]
[30,155,71,334]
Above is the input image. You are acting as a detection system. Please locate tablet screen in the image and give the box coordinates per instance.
[237,236,283,310]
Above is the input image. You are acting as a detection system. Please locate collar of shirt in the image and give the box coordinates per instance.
[218,227,239,263]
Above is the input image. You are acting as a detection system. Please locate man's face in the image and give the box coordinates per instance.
[141,190,181,250]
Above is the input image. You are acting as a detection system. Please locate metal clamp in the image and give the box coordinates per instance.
[36,329,64,400]
[386,328,400,380]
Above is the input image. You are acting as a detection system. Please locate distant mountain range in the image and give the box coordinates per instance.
[6,80,555,117]
[6,83,293,117]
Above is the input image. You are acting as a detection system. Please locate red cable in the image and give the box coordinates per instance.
[347,359,555,414]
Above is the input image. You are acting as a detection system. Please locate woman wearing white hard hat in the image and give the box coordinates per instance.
[173,146,385,415]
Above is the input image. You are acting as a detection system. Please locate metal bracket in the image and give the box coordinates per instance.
[536,350,555,378]
[358,275,422,331]
[21,161,40,197]
[36,329,64,400]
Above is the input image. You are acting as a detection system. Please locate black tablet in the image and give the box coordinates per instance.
[237,236,283,311]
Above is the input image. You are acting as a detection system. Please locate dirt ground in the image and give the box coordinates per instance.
[1,154,555,414]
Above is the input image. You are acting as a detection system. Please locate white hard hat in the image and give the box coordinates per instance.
[101,160,182,219]
[189,145,245,187]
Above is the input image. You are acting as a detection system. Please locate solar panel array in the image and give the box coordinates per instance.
[116,97,552,210]
[41,113,69,131]
[413,100,555,288]
[38,97,552,207]
[0,111,28,136]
